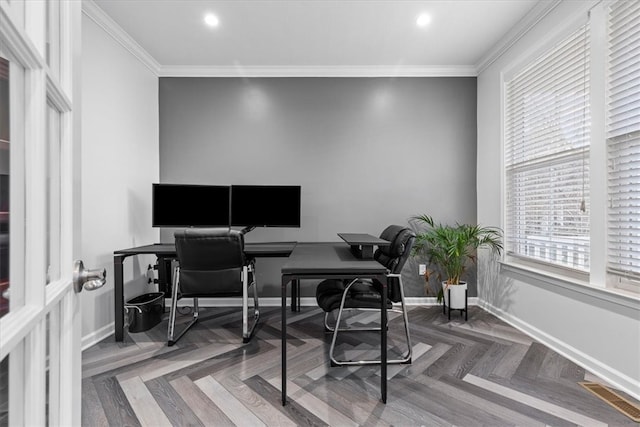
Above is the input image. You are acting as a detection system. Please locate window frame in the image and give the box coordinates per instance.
[500,1,639,297]
[502,14,592,276]
[605,0,640,293]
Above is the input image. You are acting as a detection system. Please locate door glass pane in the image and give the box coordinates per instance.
[0,57,9,318]
[45,103,60,285]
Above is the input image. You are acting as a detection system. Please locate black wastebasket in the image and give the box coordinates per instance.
[125,292,164,333]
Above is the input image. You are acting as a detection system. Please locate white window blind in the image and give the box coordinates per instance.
[505,24,591,271]
[607,0,640,283]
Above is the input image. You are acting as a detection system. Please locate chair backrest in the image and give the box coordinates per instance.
[374,225,416,302]
[174,228,247,297]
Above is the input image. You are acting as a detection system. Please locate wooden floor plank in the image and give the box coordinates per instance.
[90,375,141,426]
[217,374,298,427]
[194,375,267,426]
[82,306,633,426]
[145,376,205,426]
[169,376,235,426]
[119,376,173,426]
[252,375,330,426]
[464,374,608,426]
[267,376,360,426]
[80,378,110,427]
[440,374,568,427]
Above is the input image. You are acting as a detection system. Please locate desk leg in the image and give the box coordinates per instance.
[281,276,288,406]
[114,255,125,342]
[291,279,301,312]
[291,278,297,311]
[380,274,387,403]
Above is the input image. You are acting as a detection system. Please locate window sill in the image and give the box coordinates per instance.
[499,261,640,310]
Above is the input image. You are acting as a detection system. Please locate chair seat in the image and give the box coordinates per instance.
[316,279,392,312]
[314,225,415,368]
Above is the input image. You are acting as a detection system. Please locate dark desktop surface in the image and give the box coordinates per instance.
[282,242,385,274]
[114,241,297,256]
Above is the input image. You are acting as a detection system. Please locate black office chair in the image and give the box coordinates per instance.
[315,225,415,366]
[167,228,260,346]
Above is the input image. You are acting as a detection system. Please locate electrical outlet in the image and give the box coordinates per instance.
[146,265,155,284]
[419,264,426,276]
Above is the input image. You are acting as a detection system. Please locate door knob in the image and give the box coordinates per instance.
[73,260,106,293]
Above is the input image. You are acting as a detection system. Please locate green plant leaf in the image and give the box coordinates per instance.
[410,214,502,286]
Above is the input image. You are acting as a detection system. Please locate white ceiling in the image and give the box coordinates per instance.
[89,0,546,76]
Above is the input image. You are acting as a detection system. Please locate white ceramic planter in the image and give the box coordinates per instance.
[442,281,467,309]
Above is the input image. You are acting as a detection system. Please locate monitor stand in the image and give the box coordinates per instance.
[241,226,256,235]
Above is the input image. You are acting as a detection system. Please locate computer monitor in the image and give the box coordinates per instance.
[230,185,301,228]
[152,183,230,227]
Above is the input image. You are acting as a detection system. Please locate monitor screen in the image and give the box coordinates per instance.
[230,185,301,227]
[152,183,230,227]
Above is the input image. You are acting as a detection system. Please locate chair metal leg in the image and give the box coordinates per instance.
[395,273,413,364]
[324,312,332,332]
[328,280,354,365]
[167,265,180,346]
[328,275,412,366]
[242,262,260,343]
[242,265,248,339]
[324,308,385,332]
[167,265,199,346]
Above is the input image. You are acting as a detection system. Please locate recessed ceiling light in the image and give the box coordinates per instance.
[416,13,431,28]
[204,13,219,27]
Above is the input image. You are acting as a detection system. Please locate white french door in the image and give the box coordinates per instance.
[0,1,83,425]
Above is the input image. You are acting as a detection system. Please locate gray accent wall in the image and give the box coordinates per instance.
[159,77,477,297]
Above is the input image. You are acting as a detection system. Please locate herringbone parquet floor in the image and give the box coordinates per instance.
[81,305,638,426]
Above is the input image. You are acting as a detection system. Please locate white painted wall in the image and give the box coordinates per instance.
[80,14,159,346]
[477,0,639,399]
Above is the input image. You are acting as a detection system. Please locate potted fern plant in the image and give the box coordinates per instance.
[411,214,503,310]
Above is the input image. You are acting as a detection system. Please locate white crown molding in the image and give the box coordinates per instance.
[85,0,565,79]
[157,64,478,78]
[82,0,160,75]
[475,0,562,74]
[80,0,477,78]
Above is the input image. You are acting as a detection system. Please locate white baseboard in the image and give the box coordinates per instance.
[478,300,640,402]
[82,322,117,351]
[82,297,466,350]
[195,296,468,307]
[167,296,475,307]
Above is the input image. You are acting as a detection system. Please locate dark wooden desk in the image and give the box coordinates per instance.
[280,243,389,405]
[113,241,297,342]
[337,232,390,259]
